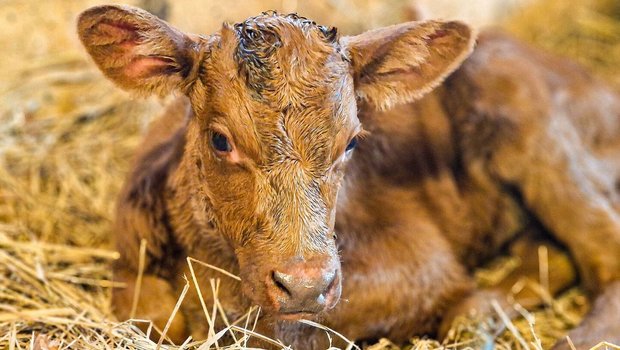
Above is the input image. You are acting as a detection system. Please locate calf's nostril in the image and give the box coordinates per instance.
[271,270,293,296]
[325,271,337,292]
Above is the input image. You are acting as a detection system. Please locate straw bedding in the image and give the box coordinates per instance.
[1,0,618,348]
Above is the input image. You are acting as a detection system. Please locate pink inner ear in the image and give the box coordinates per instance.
[94,21,178,79]
[125,56,175,78]
[425,29,449,42]
[97,21,139,44]
[96,21,169,79]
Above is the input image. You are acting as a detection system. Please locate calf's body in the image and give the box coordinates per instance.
[77,6,620,349]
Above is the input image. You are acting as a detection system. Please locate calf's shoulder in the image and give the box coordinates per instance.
[114,97,190,274]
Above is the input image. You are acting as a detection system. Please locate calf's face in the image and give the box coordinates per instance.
[78,5,474,318]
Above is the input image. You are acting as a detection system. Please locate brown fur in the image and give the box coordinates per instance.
[77,5,620,349]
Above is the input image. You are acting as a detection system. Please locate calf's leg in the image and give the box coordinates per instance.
[447,32,620,294]
[552,281,620,350]
[486,127,620,347]
[490,126,620,294]
[492,228,577,308]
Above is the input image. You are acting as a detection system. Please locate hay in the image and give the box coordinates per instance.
[505,0,620,89]
[0,0,619,348]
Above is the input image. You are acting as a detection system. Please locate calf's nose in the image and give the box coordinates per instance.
[267,259,341,314]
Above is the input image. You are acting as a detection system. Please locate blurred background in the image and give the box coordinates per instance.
[0,0,618,348]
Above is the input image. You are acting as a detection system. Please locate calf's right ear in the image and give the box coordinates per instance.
[77,5,203,96]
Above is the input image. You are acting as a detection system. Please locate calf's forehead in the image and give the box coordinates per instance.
[200,13,359,166]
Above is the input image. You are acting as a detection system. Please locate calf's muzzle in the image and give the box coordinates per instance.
[265,256,342,317]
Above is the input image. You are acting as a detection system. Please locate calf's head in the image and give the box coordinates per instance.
[78,5,474,318]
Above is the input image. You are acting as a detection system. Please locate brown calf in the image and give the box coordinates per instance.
[77,5,620,349]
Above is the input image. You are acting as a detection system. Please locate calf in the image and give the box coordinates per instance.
[77,5,620,349]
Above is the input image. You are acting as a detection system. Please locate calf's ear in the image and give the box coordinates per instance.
[77,5,203,96]
[342,20,475,110]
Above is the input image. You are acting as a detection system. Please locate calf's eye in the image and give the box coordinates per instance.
[211,132,232,153]
[345,137,358,152]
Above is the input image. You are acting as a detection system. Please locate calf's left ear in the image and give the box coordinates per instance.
[342,20,475,110]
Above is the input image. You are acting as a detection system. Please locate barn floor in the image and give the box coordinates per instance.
[0,0,618,348]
